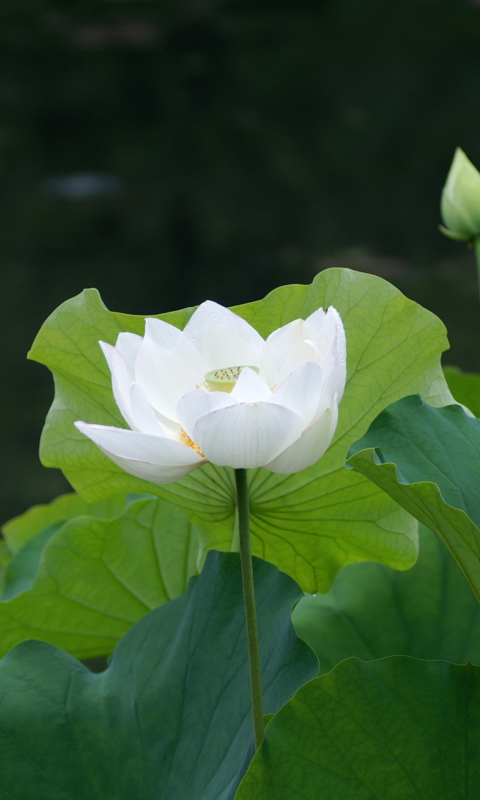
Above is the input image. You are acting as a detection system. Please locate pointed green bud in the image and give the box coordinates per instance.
[440,148,480,241]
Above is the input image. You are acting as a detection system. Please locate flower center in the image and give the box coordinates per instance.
[204,365,260,393]
[179,427,205,457]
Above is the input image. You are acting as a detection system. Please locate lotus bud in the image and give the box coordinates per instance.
[440,148,480,241]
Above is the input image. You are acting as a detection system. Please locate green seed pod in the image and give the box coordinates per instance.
[204,365,260,393]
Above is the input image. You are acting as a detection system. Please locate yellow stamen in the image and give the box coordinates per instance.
[179,427,205,458]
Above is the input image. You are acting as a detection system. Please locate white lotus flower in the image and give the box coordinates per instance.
[75,301,346,484]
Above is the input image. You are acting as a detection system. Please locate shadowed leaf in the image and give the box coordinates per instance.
[237,657,480,799]
[0,552,318,800]
[347,394,480,602]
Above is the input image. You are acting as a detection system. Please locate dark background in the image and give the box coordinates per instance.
[2,0,480,523]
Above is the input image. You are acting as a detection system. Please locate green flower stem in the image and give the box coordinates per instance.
[234,468,265,751]
[230,502,240,552]
[474,237,480,306]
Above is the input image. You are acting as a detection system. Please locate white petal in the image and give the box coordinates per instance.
[100,340,115,368]
[265,320,319,384]
[307,307,346,403]
[203,325,262,372]
[329,308,347,402]
[183,300,264,354]
[129,383,166,436]
[135,337,177,420]
[308,307,344,364]
[115,332,142,372]
[265,320,303,369]
[323,306,341,343]
[320,342,347,406]
[192,402,304,469]
[304,307,326,337]
[100,341,135,429]
[75,422,204,484]
[258,341,279,388]
[231,367,271,403]
[264,400,339,473]
[269,361,324,427]
[169,334,209,397]
[276,338,318,385]
[144,317,183,352]
[176,388,234,440]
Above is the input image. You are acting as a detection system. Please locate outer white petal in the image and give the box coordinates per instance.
[265,320,303,369]
[266,320,321,384]
[169,334,209,397]
[100,341,136,430]
[269,361,324,427]
[192,402,304,469]
[320,342,347,405]
[135,337,177,420]
[329,307,347,402]
[276,338,318,385]
[264,399,339,474]
[176,389,234,440]
[323,306,340,341]
[129,383,167,436]
[258,341,279,388]
[183,300,264,354]
[230,367,271,403]
[144,317,183,352]
[308,306,345,364]
[202,325,262,372]
[303,307,326,338]
[115,332,143,372]
[135,333,207,422]
[75,422,204,484]
[308,307,346,402]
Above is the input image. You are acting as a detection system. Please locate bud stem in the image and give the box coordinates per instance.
[234,468,265,751]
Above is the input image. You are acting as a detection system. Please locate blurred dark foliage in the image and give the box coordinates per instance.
[1,0,480,520]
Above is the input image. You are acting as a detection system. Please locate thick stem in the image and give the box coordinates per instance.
[474,237,480,308]
[235,468,265,750]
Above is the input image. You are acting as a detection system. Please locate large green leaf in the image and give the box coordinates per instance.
[444,365,480,417]
[0,497,201,659]
[2,520,65,600]
[293,524,480,673]
[347,394,480,602]
[0,551,318,800]
[0,542,10,597]
[236,657,480,799]
[2,491,130,554]
[1,492,152,600]
[0,493,135,602]
[30,268,456,591]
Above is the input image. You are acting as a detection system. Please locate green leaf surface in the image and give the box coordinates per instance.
[2,520,64,601]
[0,551,318,800]
[0,542,10,596]
[293,524,480,674]
[0,497,201,659]
[444,364,480,416]
[2,491,130,553]
[347,394,480,602]
[30,269,456,592]
[236,657,480,799]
